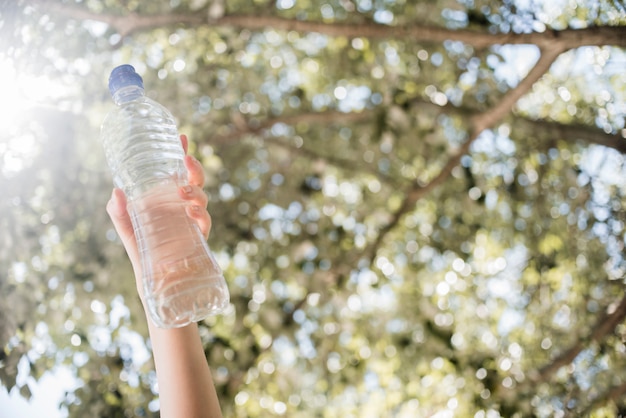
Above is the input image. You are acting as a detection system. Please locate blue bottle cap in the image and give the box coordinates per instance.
[108,64,144,97]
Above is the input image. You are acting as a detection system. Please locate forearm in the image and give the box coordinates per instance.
[147,320,223,418]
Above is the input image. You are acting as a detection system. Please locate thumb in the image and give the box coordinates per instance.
[106,188,138,260]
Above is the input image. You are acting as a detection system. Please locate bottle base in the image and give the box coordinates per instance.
[146,280,230,328]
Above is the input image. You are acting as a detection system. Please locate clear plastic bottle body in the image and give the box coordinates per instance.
[101,85,229,328]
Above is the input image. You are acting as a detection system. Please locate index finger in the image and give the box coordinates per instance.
[180,134,205,187]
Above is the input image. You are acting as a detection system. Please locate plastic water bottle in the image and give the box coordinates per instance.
[100,64,229,328]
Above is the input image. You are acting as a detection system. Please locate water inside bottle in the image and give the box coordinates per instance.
[129,182,228,327]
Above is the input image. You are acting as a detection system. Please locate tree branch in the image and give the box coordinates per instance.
[33,1,626,48]
[535,293,626,381]
[471,47,563,134]
[218,15,626,50]
[30,0,204,37]
[209,109,399,181]
[404,98,626,154]
[514,118,626,154]
[208,110,374,146]
[364,47,562,261]
[210,101,626,159]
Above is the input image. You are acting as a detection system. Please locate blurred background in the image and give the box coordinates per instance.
[1,0,625,417]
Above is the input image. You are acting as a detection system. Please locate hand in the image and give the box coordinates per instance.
[106,134,212,299]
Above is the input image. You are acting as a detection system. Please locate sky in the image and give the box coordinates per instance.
[0,366,73,418]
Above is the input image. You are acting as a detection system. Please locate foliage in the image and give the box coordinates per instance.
[1,0,625,416]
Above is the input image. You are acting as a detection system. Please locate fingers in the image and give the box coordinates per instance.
[180,134,205,188]
[186,204,213,239]
[178,184,209,209]
[179,184,212,237]
[179,135,212,238]
[184,154,205,188]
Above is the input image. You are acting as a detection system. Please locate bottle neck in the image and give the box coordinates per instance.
[113,85,145,105]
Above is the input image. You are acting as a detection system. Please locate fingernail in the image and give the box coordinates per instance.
[181,185,192,194]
